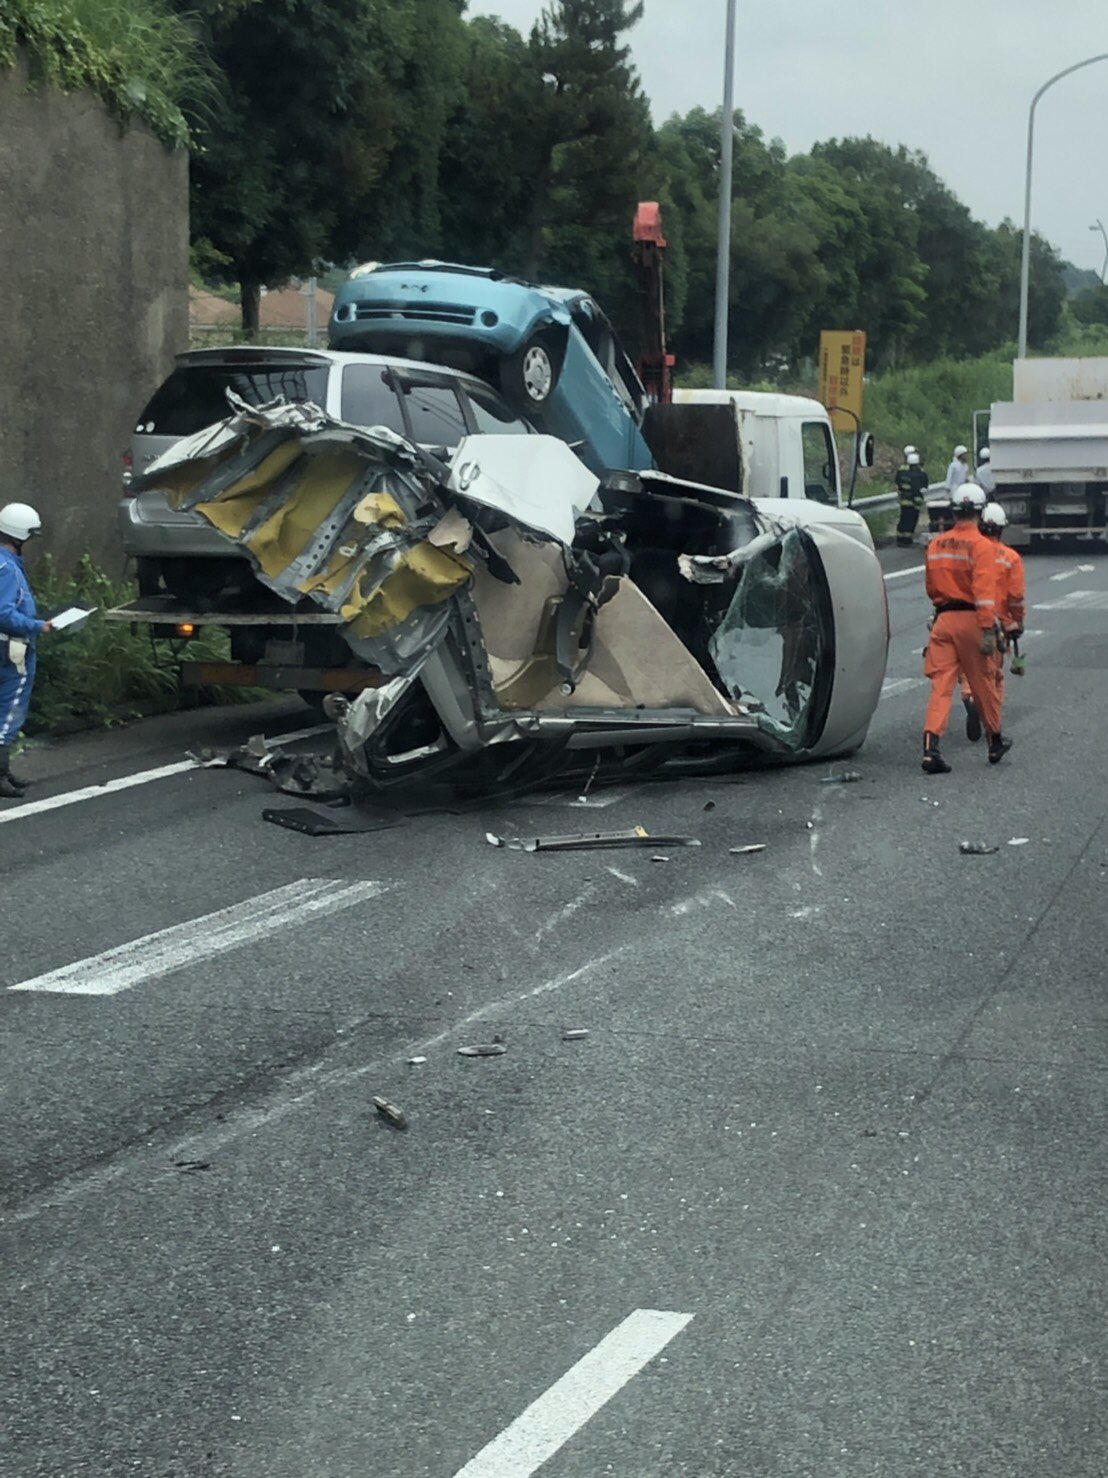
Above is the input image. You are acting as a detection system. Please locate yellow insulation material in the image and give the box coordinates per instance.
[238,451,364,578]
[341,543,470,638]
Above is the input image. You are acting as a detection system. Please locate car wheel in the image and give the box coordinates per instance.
[502,331,563,413]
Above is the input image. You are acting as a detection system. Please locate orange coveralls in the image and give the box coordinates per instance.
[959,542,1026,706]
[924,521,1001,737]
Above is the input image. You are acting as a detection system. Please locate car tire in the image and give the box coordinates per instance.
[501,330,563,415]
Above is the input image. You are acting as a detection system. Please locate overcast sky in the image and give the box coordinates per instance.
[468,0,1108,274]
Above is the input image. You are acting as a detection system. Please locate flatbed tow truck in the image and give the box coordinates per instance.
[102,597,382,702]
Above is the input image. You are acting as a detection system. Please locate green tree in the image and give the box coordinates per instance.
[522,1,652,328]
[436,17,547,271]
[177,0,463,331]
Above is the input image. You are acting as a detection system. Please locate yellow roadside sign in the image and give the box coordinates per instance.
[818,330,866,434]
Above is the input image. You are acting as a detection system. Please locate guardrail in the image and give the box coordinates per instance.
[849,482,948,517]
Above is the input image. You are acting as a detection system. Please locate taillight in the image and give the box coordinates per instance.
[122,448,134,494]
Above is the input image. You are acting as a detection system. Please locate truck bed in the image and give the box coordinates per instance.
[104,597,379,695]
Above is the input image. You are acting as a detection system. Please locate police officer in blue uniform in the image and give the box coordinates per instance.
[0,503,52,798]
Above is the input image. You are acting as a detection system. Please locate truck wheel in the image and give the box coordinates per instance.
[501,330,563,415]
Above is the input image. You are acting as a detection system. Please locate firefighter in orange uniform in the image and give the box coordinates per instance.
[960,502,1026,741]
[921,483,1011,773]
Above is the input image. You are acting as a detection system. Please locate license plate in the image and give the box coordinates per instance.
[1003,499,1028,517]
[1047,503,1087,516]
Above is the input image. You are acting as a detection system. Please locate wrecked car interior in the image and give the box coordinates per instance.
[141,395,887,797]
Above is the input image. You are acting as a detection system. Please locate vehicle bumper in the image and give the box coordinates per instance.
[118,493,238,559]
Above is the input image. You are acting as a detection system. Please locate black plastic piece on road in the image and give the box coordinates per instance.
[261,806,403,837]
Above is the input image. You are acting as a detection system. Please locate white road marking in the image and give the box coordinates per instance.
[809,805,823,877]
[0,724,333,828]
[534,883,597,944]
[882,565,925,583]
[453,1308,693,1478]
[666,888,736,917]
[881,676,926,699]
[7,878,385,996]
[1036,590,1108,611]
[606,866,640,887]
[1050,568,1079,581]
[0,759,197,826]
[531,788,630,809]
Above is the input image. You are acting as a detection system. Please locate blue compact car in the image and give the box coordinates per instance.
[330,262,654,476]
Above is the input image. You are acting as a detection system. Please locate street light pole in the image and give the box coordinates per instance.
[1091,220,1108,285]
[712,0,737,389]
[1018,53,1108,359]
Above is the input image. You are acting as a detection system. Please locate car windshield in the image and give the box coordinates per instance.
[709,528,831,748]
[138,364,330,436]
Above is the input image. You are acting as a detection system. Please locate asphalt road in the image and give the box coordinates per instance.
[1,544,1106,1478]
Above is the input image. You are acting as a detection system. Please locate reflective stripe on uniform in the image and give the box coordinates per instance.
[0,667,30,745]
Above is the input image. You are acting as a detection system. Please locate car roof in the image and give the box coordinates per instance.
[674,389,831,421]
[174,345,507,397]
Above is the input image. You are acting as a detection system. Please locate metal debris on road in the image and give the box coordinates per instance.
[729,843,767,855]
[373,1096,408,1129]
[1008,837,1030,846]
[173,1159,211,1172]
[651,854,670,863]
[486,827,700,853]
[562,1029,589,1041]
[408,1056,427,1065]
[959,841,1000,855]
[820,770,863,784]
[457,1043,508,1057]
[702,800,716,811]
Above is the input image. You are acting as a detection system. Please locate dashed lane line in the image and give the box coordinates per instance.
[6,878,387,996]
[452,1309,694,1478]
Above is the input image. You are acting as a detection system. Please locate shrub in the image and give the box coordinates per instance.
[25,556,257,734]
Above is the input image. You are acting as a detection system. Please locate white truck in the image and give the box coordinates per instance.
[984,357,1108,545]
[643,389,870,508]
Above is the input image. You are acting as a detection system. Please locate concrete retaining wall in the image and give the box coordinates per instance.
[0,54,188,568]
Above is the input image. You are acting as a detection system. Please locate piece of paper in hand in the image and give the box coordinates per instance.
[50,605,97,632]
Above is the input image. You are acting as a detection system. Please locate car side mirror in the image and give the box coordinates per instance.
[856,432,875,469]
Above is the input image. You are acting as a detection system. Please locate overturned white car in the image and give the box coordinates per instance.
[141,398,889,794]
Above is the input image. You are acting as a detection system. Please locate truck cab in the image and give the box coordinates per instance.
[645,390,842,505]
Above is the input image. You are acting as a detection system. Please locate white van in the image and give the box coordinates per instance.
[646,389,849,505]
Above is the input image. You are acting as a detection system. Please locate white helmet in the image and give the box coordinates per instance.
[982,501,1008,529]
[978,445,990,461]
[904,444,917,458]
[0,502,42,542]
[907,451,921,465]
[953,444,968,458]
[951,482,987,514]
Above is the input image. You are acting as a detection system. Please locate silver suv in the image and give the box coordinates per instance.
[121,345,532,605]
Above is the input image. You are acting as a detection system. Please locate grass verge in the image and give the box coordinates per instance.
[24,556,262,737]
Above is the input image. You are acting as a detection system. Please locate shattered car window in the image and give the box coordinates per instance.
[708,529,830,747]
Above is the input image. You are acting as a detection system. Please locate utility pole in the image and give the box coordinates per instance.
[712,0,737,389]
[305,276,318,347]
